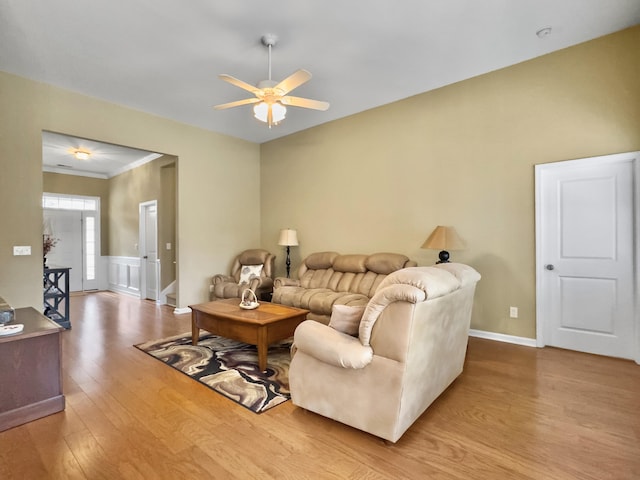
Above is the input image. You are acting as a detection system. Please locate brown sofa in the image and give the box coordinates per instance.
[272,251,417,324]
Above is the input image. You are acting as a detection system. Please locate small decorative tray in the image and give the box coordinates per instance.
[0,324,24,336]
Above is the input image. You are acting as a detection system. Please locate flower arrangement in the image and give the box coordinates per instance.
[43,234,59,256]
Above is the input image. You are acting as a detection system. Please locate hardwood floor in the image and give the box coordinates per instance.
[1,291,638,479]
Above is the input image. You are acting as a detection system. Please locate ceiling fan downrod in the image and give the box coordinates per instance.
[261,34,277,82]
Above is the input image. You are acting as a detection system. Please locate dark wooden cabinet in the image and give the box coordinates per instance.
[43,266,71,329]
[0,307,65,431]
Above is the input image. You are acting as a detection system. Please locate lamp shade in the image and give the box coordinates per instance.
[421,226,465,251]
[278,228,299,246]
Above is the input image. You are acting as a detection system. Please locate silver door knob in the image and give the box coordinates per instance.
[545,264,555,271]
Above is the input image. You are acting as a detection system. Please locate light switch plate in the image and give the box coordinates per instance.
[13,246,32,256]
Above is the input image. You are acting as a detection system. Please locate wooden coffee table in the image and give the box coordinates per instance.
[189,298,309,371]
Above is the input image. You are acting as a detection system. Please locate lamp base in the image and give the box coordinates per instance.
[285,246,291,278]
[436,250,450,264]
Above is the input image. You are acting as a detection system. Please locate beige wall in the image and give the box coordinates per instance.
[43,172,110,253]
[261,26,640,339]
[2,27,638,334]
[109,155,177,291]
[0,71,260,309]
[160,163,177,290]
[109,155,172,256]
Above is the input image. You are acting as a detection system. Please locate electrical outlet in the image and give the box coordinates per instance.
[166,243,172,250]
[509,306,518,318]
[13,246,31,256]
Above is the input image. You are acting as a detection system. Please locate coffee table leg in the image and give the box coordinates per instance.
[191,313,199,345]
[257,326,267,371]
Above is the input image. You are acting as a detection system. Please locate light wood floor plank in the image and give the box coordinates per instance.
[1,291,638,479]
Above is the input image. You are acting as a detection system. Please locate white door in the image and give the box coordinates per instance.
[43,194,101,292]
[44,209,82,291]
[140,201,159,301]
[536,152,638,360]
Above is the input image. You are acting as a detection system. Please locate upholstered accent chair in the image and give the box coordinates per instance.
[209,249,276,301]
[289,263,481,443]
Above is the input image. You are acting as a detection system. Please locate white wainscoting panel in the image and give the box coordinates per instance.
[108,256,141,297]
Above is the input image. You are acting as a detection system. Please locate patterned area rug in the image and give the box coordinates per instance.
[135,332,291,413]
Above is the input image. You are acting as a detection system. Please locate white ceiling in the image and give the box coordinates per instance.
[2,0,640,151]
[42,131,161,179]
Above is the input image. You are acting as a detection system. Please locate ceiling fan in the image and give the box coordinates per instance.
[213,34,329,128]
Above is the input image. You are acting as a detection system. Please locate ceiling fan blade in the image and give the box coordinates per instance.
[274,69,312,95]
[213,97,261,110]
[281,96,330,111]
[218,74,260,94]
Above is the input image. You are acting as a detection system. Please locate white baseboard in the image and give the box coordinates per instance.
[173,307,192,315]
[469,329,537,348]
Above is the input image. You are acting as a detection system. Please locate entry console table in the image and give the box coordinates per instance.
[44,266,71,329]
[0,307,65,432]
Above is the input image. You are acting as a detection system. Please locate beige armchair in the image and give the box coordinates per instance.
[209,249,276,301]
[289,263,481,443]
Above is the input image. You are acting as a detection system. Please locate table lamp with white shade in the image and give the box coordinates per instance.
[278,228,299,278]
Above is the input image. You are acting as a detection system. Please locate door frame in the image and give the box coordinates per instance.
[139,200,159,302]
[43,193,101,292]
[534,151,640,365]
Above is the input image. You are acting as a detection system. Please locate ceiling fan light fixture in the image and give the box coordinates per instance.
[214,33,328,127]
[73,149,91,160]
[253,101,286,125]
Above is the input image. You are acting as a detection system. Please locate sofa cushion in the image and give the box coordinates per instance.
[274,287,369,316]
[307,290,350,314]
[304,251,338,270]
[333,254,367,273]
[365,252,411,274]
[238,249,268,265]
[312,291,367,314]
[300,268,337,289]
[329,304,366,336]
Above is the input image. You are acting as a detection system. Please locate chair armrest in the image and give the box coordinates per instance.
[249,276,273,292]
[274,277,300,289]
[212,274,235,285]
[293,320,373,369]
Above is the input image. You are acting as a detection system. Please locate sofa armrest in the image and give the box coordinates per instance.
[293,320,373,369]
[274,277,300,289]
[359,267,462,345]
